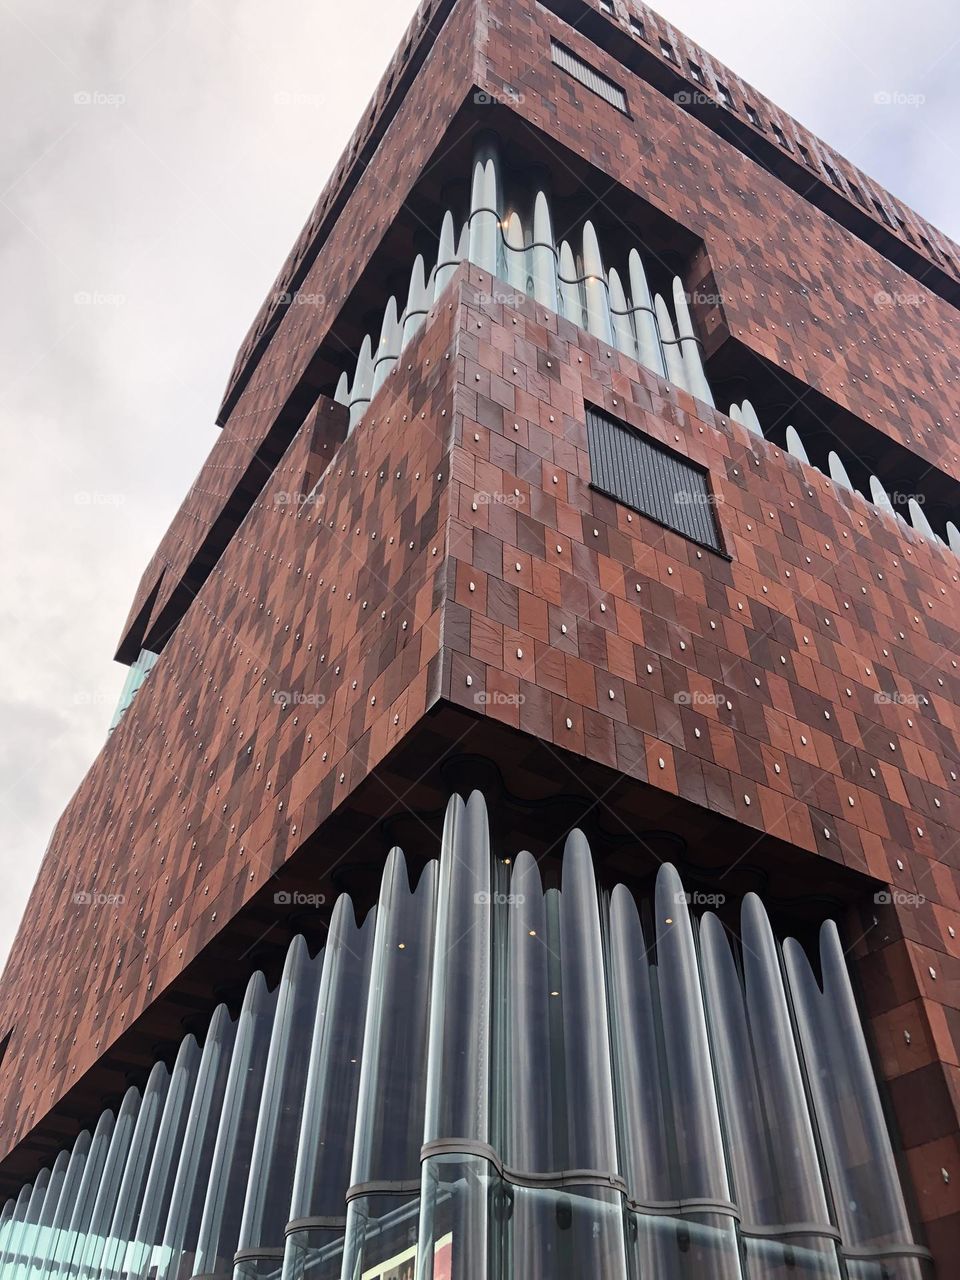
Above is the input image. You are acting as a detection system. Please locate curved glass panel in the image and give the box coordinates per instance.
[283,898,375,1280]
[159,1004,236,1280]
[0,1198,15,1264]
[52,1108,116,1278]
[605,883,671,1201]
[416,1153,495,1280]
[604,869,744,1280]
[785,922,928,1277]
[122,1033,201,1279]
[700,900,841,1280]
[0,1183,36,1276]
[502,1182,627,1280]
[234,935,323,1278]
[631,1211,743,1280]
[501,850,552,1174]
[416,793,493,1280]
[73,1086,141,1279]
[500,835,627,1277]
[0,795,932,1280]
[97,1060,170,1279]
[422,793,492,1146]
[34,1127,91,1280]
[340,850,438,1280]
[654,864,730,1203]
[555,832,619,1175]
[13,1148,67,1279]
[192,970,277,1278]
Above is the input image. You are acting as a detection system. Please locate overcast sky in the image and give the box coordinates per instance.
[0,0,958,971]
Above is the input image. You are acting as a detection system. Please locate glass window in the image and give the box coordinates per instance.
[872,196,894,226]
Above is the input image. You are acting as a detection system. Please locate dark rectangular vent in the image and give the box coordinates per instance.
[551,40,628,113]
[586,407,723,552]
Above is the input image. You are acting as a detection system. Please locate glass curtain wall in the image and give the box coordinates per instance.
[0,791,932,1280]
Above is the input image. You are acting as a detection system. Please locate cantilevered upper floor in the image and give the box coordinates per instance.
[113,0,960,669]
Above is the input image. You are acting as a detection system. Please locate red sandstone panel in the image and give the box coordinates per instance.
[117,0,960,670]
[0,291,462,1162]
[437,267,960,1250]
[116,0,482,656]
[5,270,958,1219]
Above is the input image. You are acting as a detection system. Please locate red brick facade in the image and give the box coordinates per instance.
[2,0,959,1266]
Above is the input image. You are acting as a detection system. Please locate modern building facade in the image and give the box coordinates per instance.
[0,1,958,1276]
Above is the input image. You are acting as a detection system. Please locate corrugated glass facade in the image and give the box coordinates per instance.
[0,793,932,1279]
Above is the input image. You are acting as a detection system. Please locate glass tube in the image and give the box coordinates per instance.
[54,1109,116,1279]
[158,1004,236,1280]
[416,793,493,1280]
[122,1033,201,1279]
[784,923,923,1260]
[96,1060,170,1280]
[340,850,438,1280]
[34,1128,91,1279]
[0,1183,36,1276]
[234,935,323,1278]
[192,969,277,1278]
[699,902,841,1280]
[283,897,375,1280]
[72,1086,142,1280]
[11,1159,58,1280]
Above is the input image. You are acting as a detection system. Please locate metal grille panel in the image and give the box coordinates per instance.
[586,406,723,551]
[551,41,628,113]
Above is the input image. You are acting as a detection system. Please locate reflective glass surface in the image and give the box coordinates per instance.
[0,791,933,1280]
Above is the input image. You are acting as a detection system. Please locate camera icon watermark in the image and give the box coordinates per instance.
[874,889,925,907]
[674,89,716,107]
[874,691,924,707]
[272,288,327,307]
[873,90,925,107]
[73,90,125,108]
[673,889,725,908]
[874,290,925,308]
[74,290,126,307]
[474,690,525,707]
[675,490,723,507]
[473,490,526,508]
[674,690,726,707]
[274,690,326,709]
[73,890,125,907]
[474,891,526,906]
[474,87,524,106]
[273,490,321,508]
[274,890,326,907]
[477,288,526,307]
